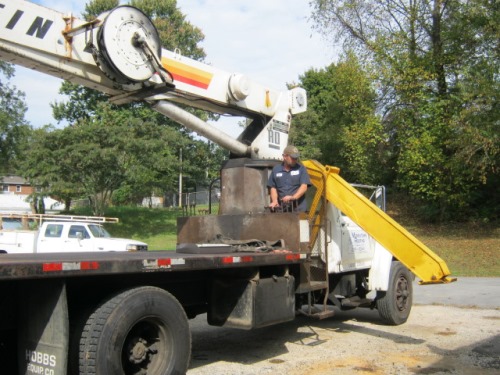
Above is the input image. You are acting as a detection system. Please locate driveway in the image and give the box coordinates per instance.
[188,277,500,374]
[413,277,500,308]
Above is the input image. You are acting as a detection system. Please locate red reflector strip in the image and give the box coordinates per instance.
[80,262,99,270]
[43,261,99,272]
[222,256,254,264]
[158,259,171,267]
[142,258,185,270]
[43,263,62,272]
[285,254,304,261]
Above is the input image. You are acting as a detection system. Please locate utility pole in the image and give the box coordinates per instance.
[178,148,182,207]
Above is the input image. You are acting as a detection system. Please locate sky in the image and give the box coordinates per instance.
[9,0,336,138]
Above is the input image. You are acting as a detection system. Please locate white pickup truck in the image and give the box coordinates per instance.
[0,215,148,254]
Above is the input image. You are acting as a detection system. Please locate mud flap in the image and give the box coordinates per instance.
[18,280,68,375]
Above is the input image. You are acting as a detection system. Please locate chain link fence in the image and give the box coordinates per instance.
[176,189,221,215]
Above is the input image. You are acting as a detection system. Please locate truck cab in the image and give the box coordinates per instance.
[0,215,148,253]
[37,221,148,253]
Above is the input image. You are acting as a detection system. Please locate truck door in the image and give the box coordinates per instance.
[37,223,65,253]
[337,185,385,271]
[338,214,375,271]
[65,225,94,252]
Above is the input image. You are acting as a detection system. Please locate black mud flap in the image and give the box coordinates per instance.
[18,280,68,375]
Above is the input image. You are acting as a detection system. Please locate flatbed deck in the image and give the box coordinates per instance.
[0,250,307,280]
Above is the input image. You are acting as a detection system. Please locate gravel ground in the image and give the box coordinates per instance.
[187,279,500,374]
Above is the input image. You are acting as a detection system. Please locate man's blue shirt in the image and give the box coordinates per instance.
[267,162,311,212]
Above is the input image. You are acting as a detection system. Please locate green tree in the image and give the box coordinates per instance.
[182,140,229,187]
[16,122,91,213]
[291,53,386,184]
[47,0,221,211]
[0,62,30,174]
[18,115,125,216]
[110,110,187,206]
[130,0,205,60]
[20,102,189,215]
[310,0,499,220]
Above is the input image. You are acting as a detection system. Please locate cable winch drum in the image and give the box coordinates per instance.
[96,6,161,83]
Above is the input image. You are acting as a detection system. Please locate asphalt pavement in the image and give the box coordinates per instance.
[413,277,500,309]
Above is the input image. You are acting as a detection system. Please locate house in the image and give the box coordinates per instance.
[0,175,36,195]
[0,175,64,213]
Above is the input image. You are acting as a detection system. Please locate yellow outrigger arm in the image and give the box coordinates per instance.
[303,160,456,285]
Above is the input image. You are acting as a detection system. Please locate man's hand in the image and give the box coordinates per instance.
[269,201,280,208]
[281,195,295,203]
[269,187,280,209]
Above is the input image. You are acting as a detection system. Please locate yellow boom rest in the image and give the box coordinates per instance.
[304,160,456,285]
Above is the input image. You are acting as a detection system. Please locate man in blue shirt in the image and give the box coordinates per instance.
[268,145,311,212]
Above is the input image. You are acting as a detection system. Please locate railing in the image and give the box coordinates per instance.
[0,213,119,229]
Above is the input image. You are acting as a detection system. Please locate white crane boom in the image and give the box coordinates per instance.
[0,0,307,159]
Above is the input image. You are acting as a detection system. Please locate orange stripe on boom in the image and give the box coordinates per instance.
[162,57,213,89]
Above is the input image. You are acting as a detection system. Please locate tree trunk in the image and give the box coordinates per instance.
[432,0,447,96]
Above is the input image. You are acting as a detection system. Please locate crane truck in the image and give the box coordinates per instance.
[0,1,455,374]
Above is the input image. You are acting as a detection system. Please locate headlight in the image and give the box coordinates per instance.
[126,244,148,252]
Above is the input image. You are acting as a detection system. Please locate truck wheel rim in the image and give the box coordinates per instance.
[395,275,410,312]
[121,318,172,374]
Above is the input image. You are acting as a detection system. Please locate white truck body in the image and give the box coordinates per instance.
[315,185,393,290]
[0,221,148,253]
[321,203,393,291]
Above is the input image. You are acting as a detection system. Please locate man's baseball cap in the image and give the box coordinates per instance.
[283,145,300,159]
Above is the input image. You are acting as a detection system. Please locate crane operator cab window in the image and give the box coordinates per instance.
[68,225,90,239]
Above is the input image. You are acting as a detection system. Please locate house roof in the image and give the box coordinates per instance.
[0,175,28,185]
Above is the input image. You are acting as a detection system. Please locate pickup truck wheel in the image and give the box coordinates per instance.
[79,286,191,375]
[376,261,413,325]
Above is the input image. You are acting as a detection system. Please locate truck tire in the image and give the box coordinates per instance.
[79,286,191,375]
[376,261,413,325]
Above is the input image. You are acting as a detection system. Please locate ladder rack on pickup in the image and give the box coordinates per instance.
[0,213,119,227]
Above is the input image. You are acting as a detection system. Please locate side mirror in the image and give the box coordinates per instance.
[375,186,386,212]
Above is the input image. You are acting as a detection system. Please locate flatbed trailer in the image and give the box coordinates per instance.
[0,248,308,374]
[0,250,306,279]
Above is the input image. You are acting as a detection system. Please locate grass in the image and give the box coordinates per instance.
[73,201,499,277]
[410,223,499,277]
[105,206,181,250]
[72,204,219,251]
[386,195,499,277]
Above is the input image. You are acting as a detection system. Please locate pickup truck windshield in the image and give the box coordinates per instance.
[88,224,111,238]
